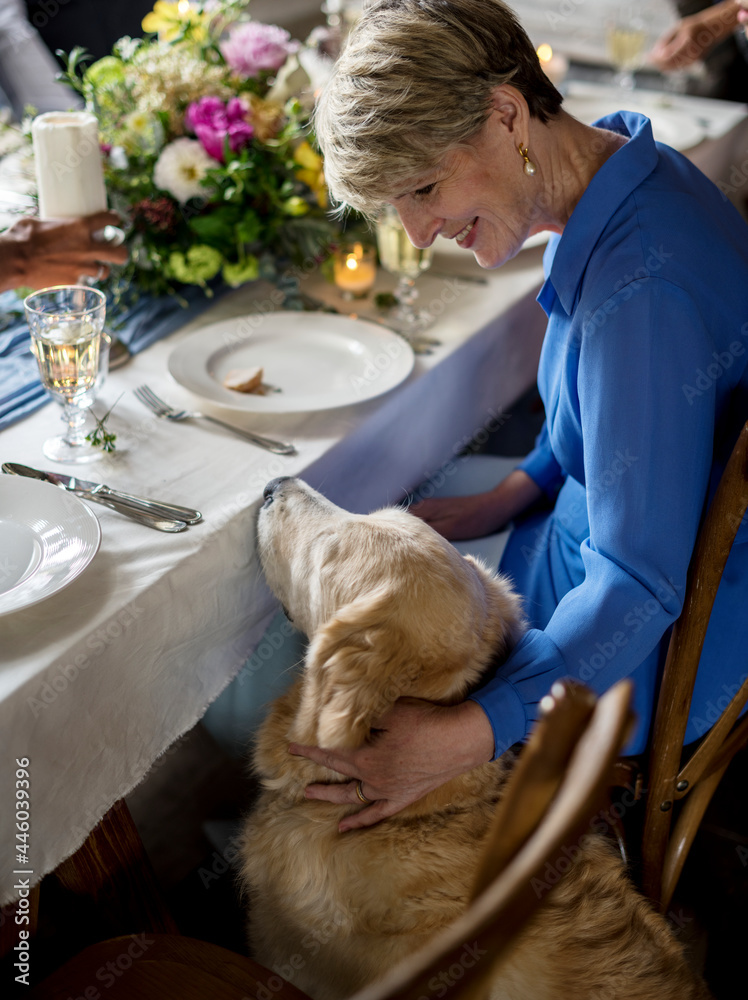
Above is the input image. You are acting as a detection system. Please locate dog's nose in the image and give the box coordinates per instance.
[263,477,294,504]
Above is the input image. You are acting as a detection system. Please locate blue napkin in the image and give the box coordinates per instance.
[0,284,231,431]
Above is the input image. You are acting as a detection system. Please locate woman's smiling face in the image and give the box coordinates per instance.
[389,107,552,269]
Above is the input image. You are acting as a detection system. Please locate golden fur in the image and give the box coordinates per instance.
[239,478,710,1000]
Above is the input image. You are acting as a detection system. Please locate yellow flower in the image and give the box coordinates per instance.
[294,141,327,209]
[142,1,207,43]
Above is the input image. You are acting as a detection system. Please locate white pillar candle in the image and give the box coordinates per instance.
[31,111,108,220]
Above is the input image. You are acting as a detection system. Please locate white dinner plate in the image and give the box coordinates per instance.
[0,476,101,616]
[168,312,416,413]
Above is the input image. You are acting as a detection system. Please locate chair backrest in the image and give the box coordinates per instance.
[642,420,748,911]
[346,679,635,1000]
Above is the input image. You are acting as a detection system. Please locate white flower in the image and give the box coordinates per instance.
[153,138,214,203]
[113,35,141,61]
[128,42,231,133]
[266,54,310,105]
[109,145,129,171]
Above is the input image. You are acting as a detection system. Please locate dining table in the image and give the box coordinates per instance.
[1,78,747,915]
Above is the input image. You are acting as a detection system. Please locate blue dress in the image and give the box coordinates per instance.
[470,111,748,757]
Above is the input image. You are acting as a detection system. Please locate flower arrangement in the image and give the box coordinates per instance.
[59,0,336,300]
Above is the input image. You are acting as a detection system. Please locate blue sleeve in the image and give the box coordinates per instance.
[517,422,565,498]
[471,278,716,758]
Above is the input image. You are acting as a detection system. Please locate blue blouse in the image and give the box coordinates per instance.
[471,111,748,757]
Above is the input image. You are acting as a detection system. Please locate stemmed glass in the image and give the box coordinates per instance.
[606,5,647,91]
[375,205,436,342]
[24,285,107,464]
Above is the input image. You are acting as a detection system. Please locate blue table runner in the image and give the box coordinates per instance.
[0,285,231,431]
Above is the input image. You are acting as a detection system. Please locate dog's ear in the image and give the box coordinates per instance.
[294,586,417,749]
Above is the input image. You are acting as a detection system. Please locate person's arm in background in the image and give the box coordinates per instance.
[650,0,742,71]
[0,0,82,119]
[0,212,128,292]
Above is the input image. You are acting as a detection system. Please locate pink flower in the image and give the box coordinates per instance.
[219,21,298,78]
[185,96,254,162]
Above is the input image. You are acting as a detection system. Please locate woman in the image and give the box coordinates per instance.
[285,0,748,833]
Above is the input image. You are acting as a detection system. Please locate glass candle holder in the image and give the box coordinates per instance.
[333,242,377,299]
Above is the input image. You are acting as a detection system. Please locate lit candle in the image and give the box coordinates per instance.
[31,111,107,220]
[536,44,569,87]
[333,242,377,298]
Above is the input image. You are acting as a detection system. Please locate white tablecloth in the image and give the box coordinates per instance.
[0,248,548,904]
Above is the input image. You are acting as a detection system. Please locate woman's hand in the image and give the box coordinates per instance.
[410,491,508,540]
[289,699,495,833]
[410,469,543,541]
[0,211,128,292]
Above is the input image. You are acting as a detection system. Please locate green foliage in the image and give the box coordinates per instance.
[85,393,123,452]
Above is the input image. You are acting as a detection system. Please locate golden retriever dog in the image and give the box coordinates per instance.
[239,477,710,1000]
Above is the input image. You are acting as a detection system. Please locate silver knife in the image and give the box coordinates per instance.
[1,463,202,524]
[1,464,186,532]
[78,496,188,532]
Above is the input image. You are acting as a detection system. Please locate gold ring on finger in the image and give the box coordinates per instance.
[355,780,373,804]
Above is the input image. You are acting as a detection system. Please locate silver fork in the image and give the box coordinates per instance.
[134,385,297,456]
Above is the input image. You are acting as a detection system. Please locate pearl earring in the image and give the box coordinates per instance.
[518,143,537,176]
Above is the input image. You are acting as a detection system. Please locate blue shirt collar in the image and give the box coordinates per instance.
[538,111,659,317]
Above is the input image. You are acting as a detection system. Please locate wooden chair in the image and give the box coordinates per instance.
[29,679,634,1000]
[636,420,748,912]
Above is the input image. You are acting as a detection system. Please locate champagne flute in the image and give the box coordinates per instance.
[375,205,437,342]
[606,5,647,91]
[24,285,107,464]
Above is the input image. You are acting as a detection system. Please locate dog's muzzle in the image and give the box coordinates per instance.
[263,476,294,507]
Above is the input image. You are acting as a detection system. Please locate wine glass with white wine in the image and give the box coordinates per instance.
[606,4,647,91]
[24,285,107,464]
[375,205,438,344]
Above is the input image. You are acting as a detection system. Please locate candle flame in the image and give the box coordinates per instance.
[346,256,358,270]
[536,43,553,64]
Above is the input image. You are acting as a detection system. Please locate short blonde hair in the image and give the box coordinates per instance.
[314,0,562,216]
